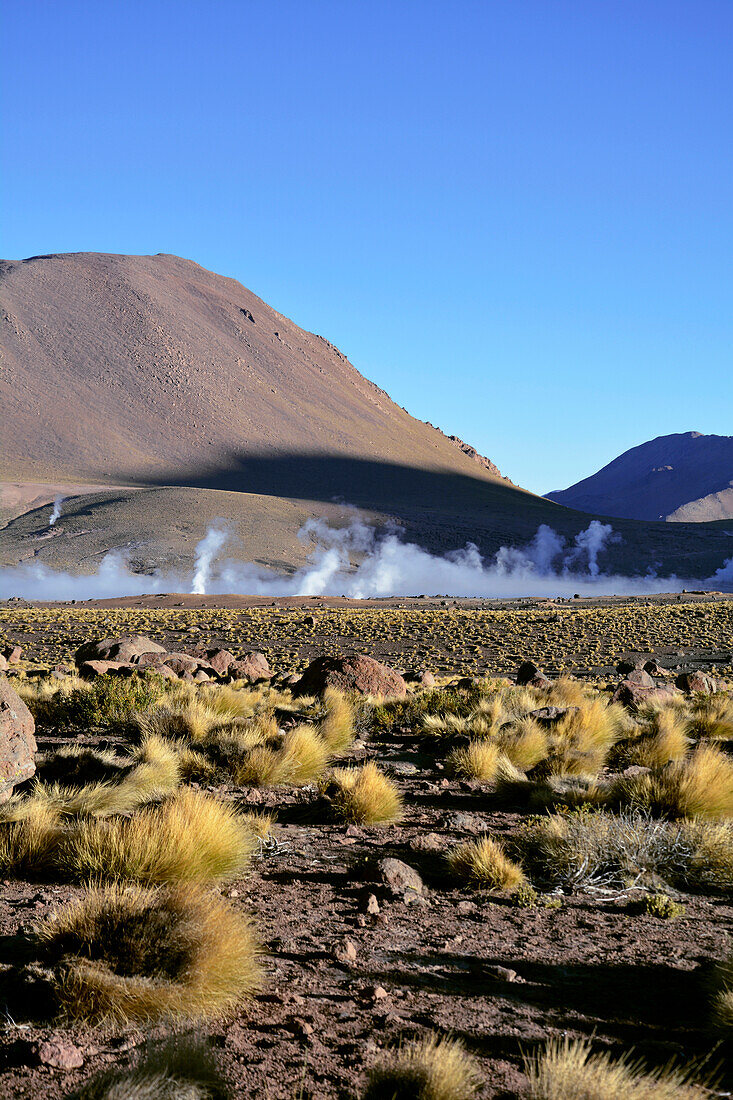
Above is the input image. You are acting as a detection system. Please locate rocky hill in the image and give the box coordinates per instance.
[547,432,733,522]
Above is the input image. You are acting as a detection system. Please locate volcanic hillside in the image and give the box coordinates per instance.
[0,253,730,580]
[547,432,733,523]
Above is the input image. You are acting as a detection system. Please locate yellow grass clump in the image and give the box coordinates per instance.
[68,1037,225,1100]
[525,1037,709,1100]
[60,788,256,884]
[446,740,503,782]
[447,835,526,891]
[40,883,263,1025]
[548,699,627,774]
[318,687,355,754]
[631,708,690,769]
[690,694,733,741]
[498,717,549,770]
[0,801,62,878]
[326,762,402,825]
[363,1034,478,1100]
[619,744,733,819]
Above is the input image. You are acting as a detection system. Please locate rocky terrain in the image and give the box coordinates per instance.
[0,598,731,1097]
[547,432,733,522]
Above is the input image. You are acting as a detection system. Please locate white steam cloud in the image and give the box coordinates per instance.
[191,523,230,595]
[0,514,731,601]
[48,496,64,527]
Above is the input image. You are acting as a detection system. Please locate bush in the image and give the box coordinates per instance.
[325,762,402,825]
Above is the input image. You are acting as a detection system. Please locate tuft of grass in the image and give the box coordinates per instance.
[67,1036,227,1100]
[617,744,733,819]
[277,724,330,785]
[547,699,628,775]
[446,740,503,782]
[498,717,549,770]
[630,708,690,769]
[690,694,733,741]
[0,801,62,878]
[363,1034,478,1100]
[629,893,685,919]
[59,788,256,884]
[32,675,164,731]
[525,1037,709,1099]
[318,688,355,755]
[447,835,526,891]
[326,762,403,825]
[40,883,263,1025]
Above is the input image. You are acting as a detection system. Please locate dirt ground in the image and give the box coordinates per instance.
[0,594,732,1098]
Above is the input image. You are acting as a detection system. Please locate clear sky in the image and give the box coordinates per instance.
[3,1,731,494]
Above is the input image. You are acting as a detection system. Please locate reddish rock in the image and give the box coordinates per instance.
[195,648,237,675]
[0,678,37,804]
[675,671,718,694]
[529,706,579,724]
[417,671,436,688]
[2,645,23,664]
[77,660,125,680]
[36,1038,84,1069]
[612,681,680,710]
[294,654,406,698]
[0,655,7,673]
[625,669,655,689]
[75,635,165,667]
[377,857,424,898]
[229,652,273,682]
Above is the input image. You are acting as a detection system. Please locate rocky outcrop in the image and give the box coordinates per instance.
[74,635,166,667]
[0,678,36,802]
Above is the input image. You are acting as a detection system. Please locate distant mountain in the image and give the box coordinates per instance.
[547,432,733,521]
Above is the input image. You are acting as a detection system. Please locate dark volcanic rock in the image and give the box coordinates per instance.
[516,661,540,685]
[676,671,718,694]
[0,678,37,803]
[294,654,407,697]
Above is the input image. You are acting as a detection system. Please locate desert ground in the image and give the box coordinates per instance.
[0,593,732,1098]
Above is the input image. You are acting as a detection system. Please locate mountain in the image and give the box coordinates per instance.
[0,253,730,582]
[547,432,733,522]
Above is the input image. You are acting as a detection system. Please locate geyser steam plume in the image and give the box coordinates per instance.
[191,523,230,595]
[0,514,731,601]
[48,496,64,527]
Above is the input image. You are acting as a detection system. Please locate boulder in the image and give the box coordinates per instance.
[198,648,236,676]
[417,671,436,688]
[1,645,22,664]
[75,635,165,667]
[625,669,655,689]
[675,671,718,694]
[529,705,579,725]
[616,657,647,676]
[228,652,273,682]
[78,660,125,680]
[612,681,680,710]
[0,678,37,803]
[0,655,7,674]
[294,654,406,698]
[516,661,540,685]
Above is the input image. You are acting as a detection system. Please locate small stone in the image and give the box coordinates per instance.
[377,857,424,898]
[37,1038,84,1069]
[485,964,518,982]
[334,938,358,965]
[366,893,381,915]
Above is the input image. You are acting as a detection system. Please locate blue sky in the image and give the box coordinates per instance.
[3,1,731,494]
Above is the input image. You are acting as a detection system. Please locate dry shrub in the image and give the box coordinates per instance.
[525,1037,709,1099]
[40,883,263,1025]
[326,762,402,825]
[618,744,733,819]
[364,1034,478,1100]
[690,694,733,741]
[135,698,223,744]
[278,724,330,784]
[630,708,690,769]
[60,789,256,884]
[446,740,503,782]
[516,809,733,894]
[67,1036,227,1100]
[318,688,354,754]
[447,835,525,891]
[543,677,591,708]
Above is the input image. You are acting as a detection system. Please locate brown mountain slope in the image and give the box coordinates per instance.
[0,251,513,495]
